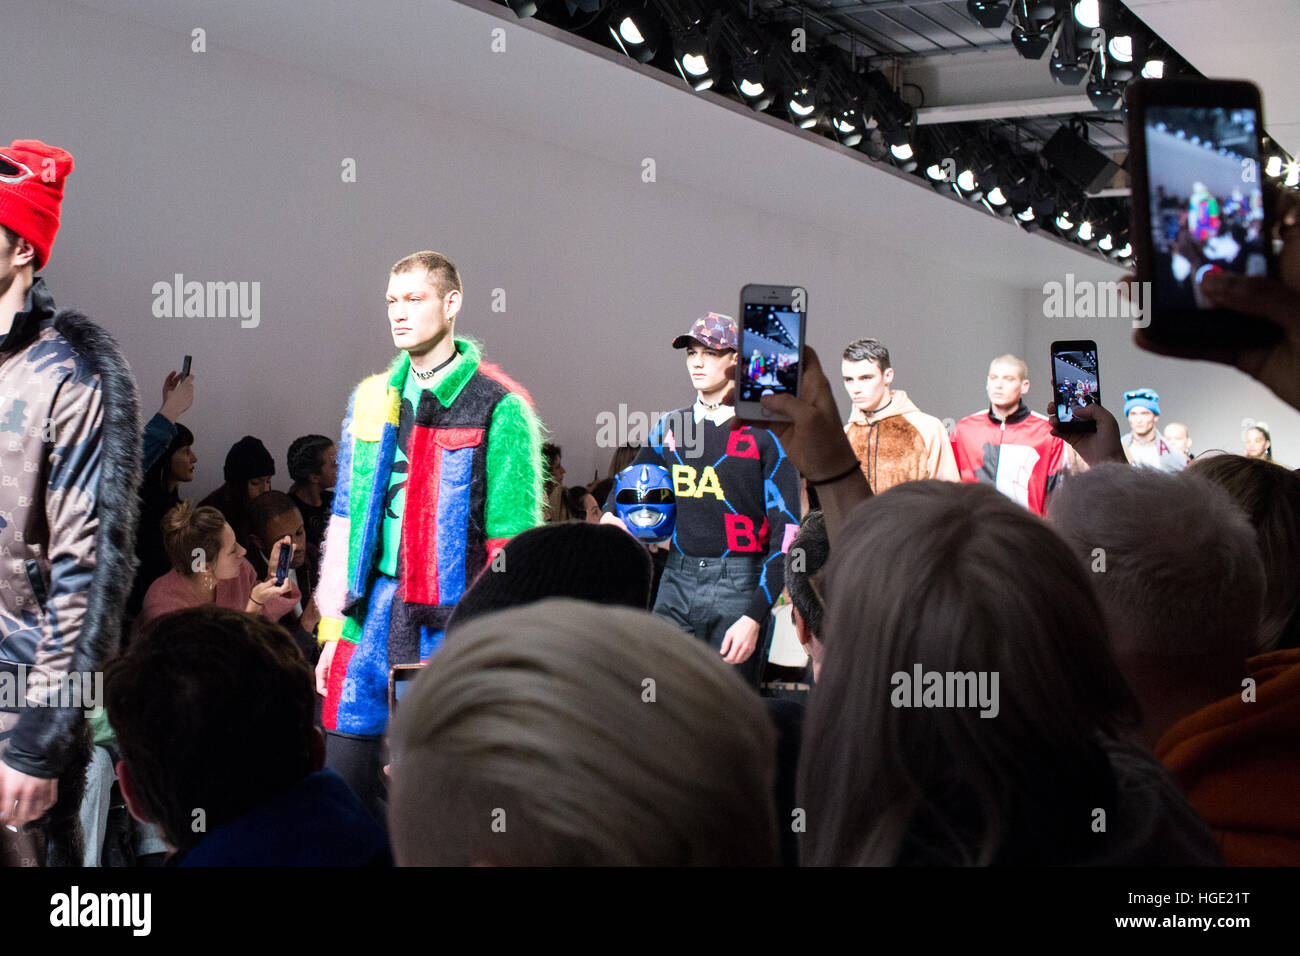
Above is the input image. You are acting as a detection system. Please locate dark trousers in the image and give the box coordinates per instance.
[324,731,387,826]
[653,552,767,688]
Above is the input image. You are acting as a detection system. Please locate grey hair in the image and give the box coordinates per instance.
[1048,463,1264,656]
[387,598,778,866]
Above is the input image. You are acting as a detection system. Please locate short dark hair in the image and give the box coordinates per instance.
[541,442,562,466]
[105,607,316,852]
[1,225,17,248]
[785,510,829,639]
[843,338,891,372]
[287,434,333,483]
[247,490,301,542]
[391,251,462,298]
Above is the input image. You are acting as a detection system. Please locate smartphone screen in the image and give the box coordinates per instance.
[738,299,804,403]
[1143,105,1268,312]
[1051,344,1099,423]
[275,542,292,585]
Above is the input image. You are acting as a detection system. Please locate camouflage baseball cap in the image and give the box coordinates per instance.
[671,312,737,351]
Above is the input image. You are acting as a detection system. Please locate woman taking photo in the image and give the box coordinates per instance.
[138,502,298,630]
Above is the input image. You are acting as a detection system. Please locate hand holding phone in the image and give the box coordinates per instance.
[736,284,807,422]
[181,354,192,378]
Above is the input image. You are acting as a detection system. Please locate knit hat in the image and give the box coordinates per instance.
[1123,388,1160,418]
[447,522,653,633]
[223,436,276,485]
[0,140,74,271]
[672,312,737,351]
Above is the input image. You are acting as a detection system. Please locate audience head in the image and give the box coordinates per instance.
[389,599,778,865]
[106,607,321,854]
[223,435,275,501]
[783,509,829,680]
[247,491,307,571]
[841,338,894,414]
[985,354,1029,412]
[1244,424,1273,460]
[545,483,598,523]
[800,481,1140,866]
[1048,464,1264,746]
[1163,422,1192,456]
[447,522,652,632]
[541,442,564,494]
[145,422,195,494]
[1189,452,1300,649]
[162,502,244,580]
[287,434,337,491]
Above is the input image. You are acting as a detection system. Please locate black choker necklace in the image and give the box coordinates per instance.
[412,350,457,380]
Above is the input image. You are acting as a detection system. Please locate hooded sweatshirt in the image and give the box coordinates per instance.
[1155,648,1300,865]
[844,390,959,495]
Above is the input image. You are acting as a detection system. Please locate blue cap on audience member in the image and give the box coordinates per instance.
[1123,388,1160,417]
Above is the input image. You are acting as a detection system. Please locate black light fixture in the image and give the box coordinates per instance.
[608,3,663,62]
[673,27,713,91]
[504,0,540,16]
[967,1,1012,29]
[1086,55,1123,111]
[1010,0,1057,60]
[1050,14,1092,85]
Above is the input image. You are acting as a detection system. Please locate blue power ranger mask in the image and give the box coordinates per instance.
[614,464,676,542]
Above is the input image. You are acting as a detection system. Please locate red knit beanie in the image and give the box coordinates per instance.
[0,139,74,271]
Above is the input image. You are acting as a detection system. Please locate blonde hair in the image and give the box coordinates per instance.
[161,502,227,576]
[388,598,779,866]
[989,353,1028,380]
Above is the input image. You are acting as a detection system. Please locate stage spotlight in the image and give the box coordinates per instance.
[1050,16,1091,85]
[986,186,1008,206]
[732,53,771,110]
[673,30,713,91]
[1073,0,1100,29]
[956,168,977,192]
[1026,1,1057,17]
[1056,211,1074,231]
[891,142,914,161]
[1117,242,1132,259]
[609,5,662,62]
[1108,34,1132,62]
[1097,232,1113,251]
[1265,155,1284,178]
[967,1,1011,29]
[1141,57,1164,78]
[788,87,819,128]
[1087,76,1123,111]
[1286,160,1300,188]
[1012,24,1052,60]
[504,0,539,16]
[1077,219,1093,241]
[832,108,863,147]
[925,162,949,182]
[1015,204,1036,221]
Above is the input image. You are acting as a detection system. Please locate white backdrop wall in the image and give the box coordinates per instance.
[7,0,1293,495]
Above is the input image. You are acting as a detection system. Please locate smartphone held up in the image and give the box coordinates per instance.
[1126,78,1282,348]
[1050,340,1100,433]
[736,284,807,422]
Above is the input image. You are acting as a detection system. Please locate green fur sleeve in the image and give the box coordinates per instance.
[485,392,545,539]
